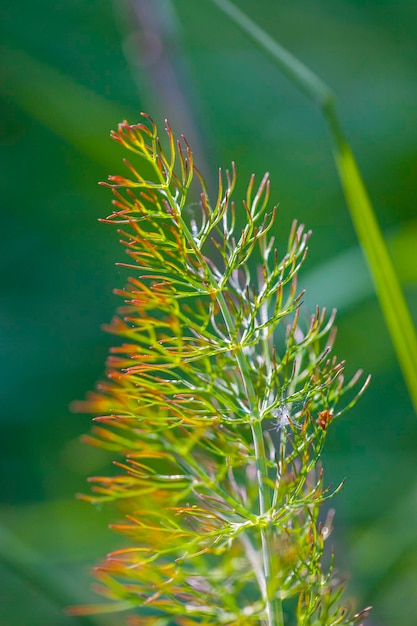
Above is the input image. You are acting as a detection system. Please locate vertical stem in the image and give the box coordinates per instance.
[216,292,285,626]
[250,420,285,626]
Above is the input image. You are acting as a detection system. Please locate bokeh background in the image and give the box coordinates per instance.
[1,0,417,624]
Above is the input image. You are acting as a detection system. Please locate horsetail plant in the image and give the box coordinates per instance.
[71,114,371,626]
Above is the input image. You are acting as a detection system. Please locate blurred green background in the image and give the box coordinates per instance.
[1,0,416,624]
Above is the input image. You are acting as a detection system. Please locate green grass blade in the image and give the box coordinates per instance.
[206,0,333,107]
[0,45,130,170]
[207,0,417,413]
[327,113,417,408]
[302,220,417,312]
[0,524,109,626]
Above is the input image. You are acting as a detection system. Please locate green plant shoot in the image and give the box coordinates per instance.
[72,114,371,625]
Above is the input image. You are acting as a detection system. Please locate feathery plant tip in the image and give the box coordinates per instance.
[73,113,371,625]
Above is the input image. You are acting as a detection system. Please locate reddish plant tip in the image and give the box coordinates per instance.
[316,409,334,429]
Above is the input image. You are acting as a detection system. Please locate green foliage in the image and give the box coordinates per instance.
[73,114,371,625]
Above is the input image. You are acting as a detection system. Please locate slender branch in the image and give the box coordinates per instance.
[215,291,284,626]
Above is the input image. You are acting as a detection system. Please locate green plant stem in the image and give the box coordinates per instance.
[192,248,285,626]
[193,258,284,624]
[206,0,417,414]
[216,292,284,626]
[152,161,284,624]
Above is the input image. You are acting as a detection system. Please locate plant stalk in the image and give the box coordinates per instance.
[216,292,285,626]
[152,160,284,624]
